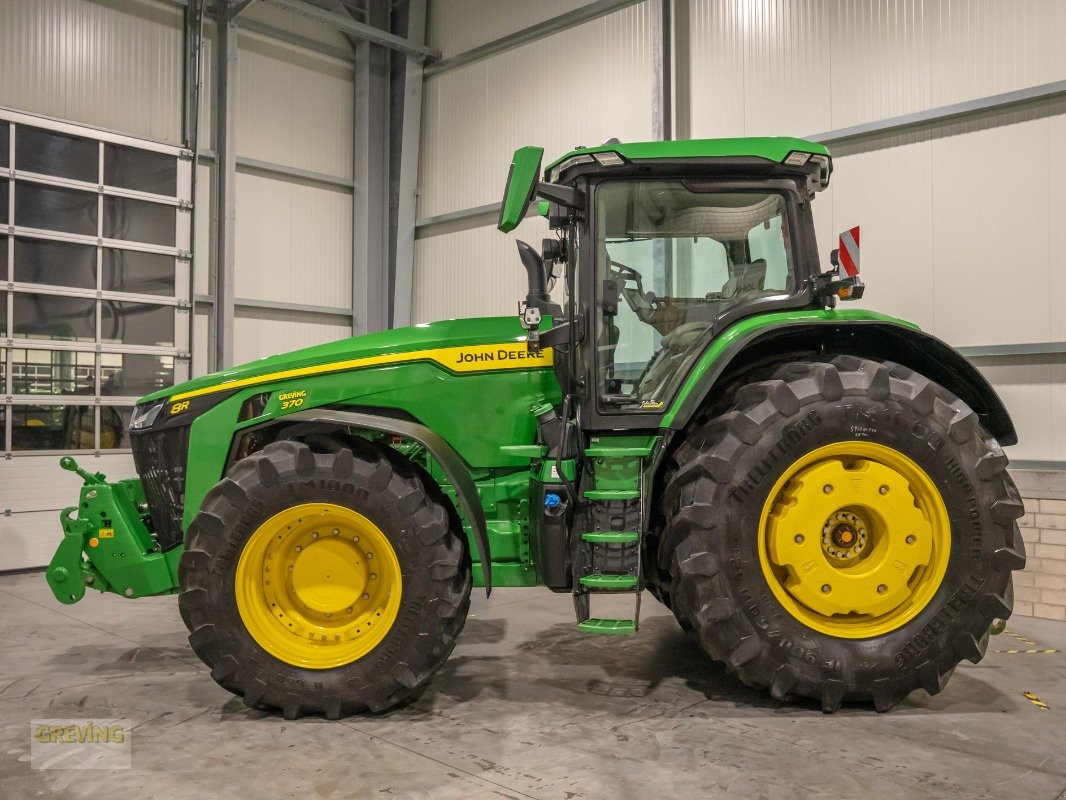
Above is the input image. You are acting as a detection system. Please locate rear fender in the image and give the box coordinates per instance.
[666,320,1017,446]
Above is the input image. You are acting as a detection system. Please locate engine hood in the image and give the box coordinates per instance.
[139,316,535,405]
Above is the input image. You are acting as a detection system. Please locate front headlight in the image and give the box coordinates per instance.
[129,402,164,431]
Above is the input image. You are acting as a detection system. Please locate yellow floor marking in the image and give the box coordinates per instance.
[1005,630,1040,646]
[1023,691,1051,711]
[996,649,1061,654]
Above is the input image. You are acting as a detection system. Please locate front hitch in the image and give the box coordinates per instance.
[47,457,180,604]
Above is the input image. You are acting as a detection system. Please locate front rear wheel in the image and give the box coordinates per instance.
[657,355,1026,712]
[178,440,471,719]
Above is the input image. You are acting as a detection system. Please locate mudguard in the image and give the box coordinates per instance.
[284,408,494,595]
[666,319,1017,446]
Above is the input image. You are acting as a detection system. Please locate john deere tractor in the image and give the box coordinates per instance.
[47,137,1025,717]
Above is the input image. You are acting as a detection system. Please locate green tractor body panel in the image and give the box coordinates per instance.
[661,308,917,428]
[546,136,829,172]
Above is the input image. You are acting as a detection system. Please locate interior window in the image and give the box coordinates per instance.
[595,181,798,409]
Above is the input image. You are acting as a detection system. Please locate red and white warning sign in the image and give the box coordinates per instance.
[838,226,860,277]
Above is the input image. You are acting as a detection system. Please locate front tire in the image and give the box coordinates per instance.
[656,355,1026,712]
[178,440,471,719]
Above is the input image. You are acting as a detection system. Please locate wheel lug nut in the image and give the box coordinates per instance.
[353,536,359,543]
[794,534,804,544]
[367,552,374,559]
[877,584,888,594]
[821,584,831,593]
[362,593,369,600]
[325,612,331,618]
[346,607,353,614]
[312,532,318,539]
[333,529,339,535]
[295,545,302,553]
[370,573,377,580]
[906,535,916,544]
[879,485,889,495]
[823,484,833,494]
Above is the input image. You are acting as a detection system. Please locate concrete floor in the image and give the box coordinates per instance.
[1,573,1065,800]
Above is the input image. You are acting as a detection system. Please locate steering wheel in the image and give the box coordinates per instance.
[608,259,658,321]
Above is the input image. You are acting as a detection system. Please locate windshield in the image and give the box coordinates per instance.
[595,180,798,409]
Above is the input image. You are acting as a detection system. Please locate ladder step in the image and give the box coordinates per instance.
[584,489,640,500]
[580,573,638,590]
[578,618,636,635]
[584,446,653,458]
[582,531,639,544]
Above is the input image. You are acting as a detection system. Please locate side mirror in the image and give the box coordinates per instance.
[498,147,544,233]
[498,146,585,233]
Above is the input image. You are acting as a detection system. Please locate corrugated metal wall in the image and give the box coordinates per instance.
[683,0,1066,462]
[413,0,658,320]
[200,18,356,366]
[0,0,185,144]
[415,0,1066,462]
[0,0,355,570]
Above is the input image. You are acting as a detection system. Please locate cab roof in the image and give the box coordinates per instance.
[544,136,832,189]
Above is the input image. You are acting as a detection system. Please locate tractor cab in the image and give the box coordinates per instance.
[498,138,860,431]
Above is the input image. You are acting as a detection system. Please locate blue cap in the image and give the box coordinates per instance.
[544,492,562,509]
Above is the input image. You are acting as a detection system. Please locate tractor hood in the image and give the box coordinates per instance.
[139,316,535,406]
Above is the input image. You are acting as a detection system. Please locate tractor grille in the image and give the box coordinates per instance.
[131,425,191,552]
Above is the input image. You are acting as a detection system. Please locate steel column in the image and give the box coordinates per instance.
[391,0,427,329]
[651,0,672,141]
[351,2,391,335]
[213,4,238,369]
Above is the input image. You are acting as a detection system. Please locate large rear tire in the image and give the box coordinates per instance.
[656,355,1026,712]
[178,440,470,719]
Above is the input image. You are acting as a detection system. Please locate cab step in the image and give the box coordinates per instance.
[584,444,655,458]
[577,618,636,635]
[583,488,640,501]
[581,531,639,544]
[579,573,638,590]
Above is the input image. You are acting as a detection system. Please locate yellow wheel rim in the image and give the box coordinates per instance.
[235,503,402,669]
[757,441,950,639]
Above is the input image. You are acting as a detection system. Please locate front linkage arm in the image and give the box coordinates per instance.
[47,457,180,604]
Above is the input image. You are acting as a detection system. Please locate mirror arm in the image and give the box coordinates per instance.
[536,182,584,209]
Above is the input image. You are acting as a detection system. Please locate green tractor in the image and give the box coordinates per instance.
[47,137,1026,717]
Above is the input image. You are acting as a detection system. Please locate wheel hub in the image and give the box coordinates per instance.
[823,512,867,560]
[234,503,402,669]
[759,441,950,638]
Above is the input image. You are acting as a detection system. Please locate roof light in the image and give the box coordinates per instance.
[783,151,811,166]
[548,154,595,182]
[593,151,625,167]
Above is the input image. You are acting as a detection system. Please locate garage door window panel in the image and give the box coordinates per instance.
[101,352,175,398]
[102,248,175,297]
[15,183,98,237]
[13,238,97,290]
[13,293,97,342]
[11,349,95,396]
[11,404,94,451]
[103,196,175,247]
[15,125,98,183]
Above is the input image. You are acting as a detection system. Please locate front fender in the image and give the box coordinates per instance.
[284,408,494,595]
[665,318,1017,446]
